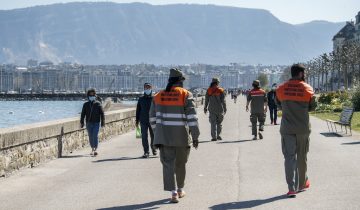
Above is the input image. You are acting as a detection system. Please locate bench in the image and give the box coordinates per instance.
[326,107,354,136]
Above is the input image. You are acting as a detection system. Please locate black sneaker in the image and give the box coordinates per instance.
[259,132,263,139]
[142,153,150,158]
[252,136,257,140]
[217,136,223,140]
[211,138,217,141]
[152,150,157,156]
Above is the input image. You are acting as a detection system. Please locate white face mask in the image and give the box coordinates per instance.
[88,96,96,101]
[144,90,152,95]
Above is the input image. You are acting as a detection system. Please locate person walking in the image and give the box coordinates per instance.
[267,83,278,125]
[136,83,156,158]
[149,68,200,203]
[204,78,227,141]
[276,64,317,198]
[80,88,105,156]
[246,80,267,140]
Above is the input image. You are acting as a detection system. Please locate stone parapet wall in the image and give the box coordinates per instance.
[0,108,136,177]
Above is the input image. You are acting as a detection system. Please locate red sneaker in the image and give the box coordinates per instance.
[299,180,310,192]
[286,191,297,198]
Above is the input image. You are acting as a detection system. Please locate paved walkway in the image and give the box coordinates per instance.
[0,97,360,210]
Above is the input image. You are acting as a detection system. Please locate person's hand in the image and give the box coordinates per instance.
[204,108,207,114]
[264,107,268,113]
[193,139,199,149]
[246,106,249,112]
[80,123,84,128]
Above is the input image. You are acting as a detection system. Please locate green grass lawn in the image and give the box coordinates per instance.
[311,111,360,132]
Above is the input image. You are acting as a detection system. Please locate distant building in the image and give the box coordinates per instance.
[27,59,38,67]
[333,11,360,51]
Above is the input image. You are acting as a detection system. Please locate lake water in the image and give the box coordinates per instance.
[0,101,85,128]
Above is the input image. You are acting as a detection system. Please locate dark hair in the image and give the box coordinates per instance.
[144,83,152,88]
[165,77,181,92]
[291,64,306,77]
[209,81,218,88]
[87,88,96,96]
[252,84,259,89]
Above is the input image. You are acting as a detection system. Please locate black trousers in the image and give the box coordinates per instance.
[269,106,277,123]
[141,122,154,153]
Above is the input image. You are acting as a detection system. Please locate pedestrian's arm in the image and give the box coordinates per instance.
[185,92,200,141]
[99,103,105,127]
[246,94,252,111]
[309,96,317,112]
[136,99,141,125]
[80,103,86,127]
[275,96,282,110]
[204,92,209,112]
[221,92,227,113]
[264,93,268,112]
[149,100,157,133]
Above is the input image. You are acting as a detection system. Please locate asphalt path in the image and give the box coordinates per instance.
[0,96,359,210]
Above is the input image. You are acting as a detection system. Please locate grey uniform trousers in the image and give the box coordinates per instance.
[160,146,191,191]
[281,134,310,192]
[209,112,224,139]
[250,113,266,135]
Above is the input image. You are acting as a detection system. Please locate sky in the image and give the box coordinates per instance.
[0,0,359,24]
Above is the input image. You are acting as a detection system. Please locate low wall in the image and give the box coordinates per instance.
[0,108,136,177]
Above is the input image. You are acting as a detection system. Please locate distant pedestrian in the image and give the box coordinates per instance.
[149,68,200,203]
[246,80,267,140]
[136,83,156,158]
[204,78,227,141]
[267,83,278,125]
[80,88,105,156]
[276,64,317,198]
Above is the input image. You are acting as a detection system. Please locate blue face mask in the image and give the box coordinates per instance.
[144,90,152,95]
[88,96,96,101]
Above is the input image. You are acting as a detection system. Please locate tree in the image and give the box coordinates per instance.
[257,73,269,88]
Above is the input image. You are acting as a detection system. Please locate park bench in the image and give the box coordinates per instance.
[326,107,354,136]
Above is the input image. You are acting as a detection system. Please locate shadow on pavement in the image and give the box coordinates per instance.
[320,132,343,137]
[217,139,254,144]
[93,156,158,163]
[97,198,169,210]
[209,195,286,210]
[199,140,214,144]
[61,155,88,158]
[342,141,360,145]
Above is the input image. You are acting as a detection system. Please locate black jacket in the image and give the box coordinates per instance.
[80,100,105,125]
[267,90,277,108]
[136,94,153,124]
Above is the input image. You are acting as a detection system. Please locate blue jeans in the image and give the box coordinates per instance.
[141,122,154,154]
[86,122,100,149]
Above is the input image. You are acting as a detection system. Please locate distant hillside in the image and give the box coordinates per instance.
[0,2,344,65]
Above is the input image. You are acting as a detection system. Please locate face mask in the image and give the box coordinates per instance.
[144,90,152,95]
[88,96,96,101]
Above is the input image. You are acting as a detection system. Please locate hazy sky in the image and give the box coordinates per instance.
[0,0,359,24]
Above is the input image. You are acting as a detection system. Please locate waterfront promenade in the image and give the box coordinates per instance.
[0,97,359,210]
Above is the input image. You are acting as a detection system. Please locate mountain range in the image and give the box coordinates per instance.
[0,2,344,65]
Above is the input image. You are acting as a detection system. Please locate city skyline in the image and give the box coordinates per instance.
[0,0,359,24]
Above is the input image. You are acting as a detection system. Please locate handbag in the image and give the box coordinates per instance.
[136,125,142,139]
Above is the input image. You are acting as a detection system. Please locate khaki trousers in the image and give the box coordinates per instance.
[160,146,191,191]
[281,134,310,191]
[250,113,265,135]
